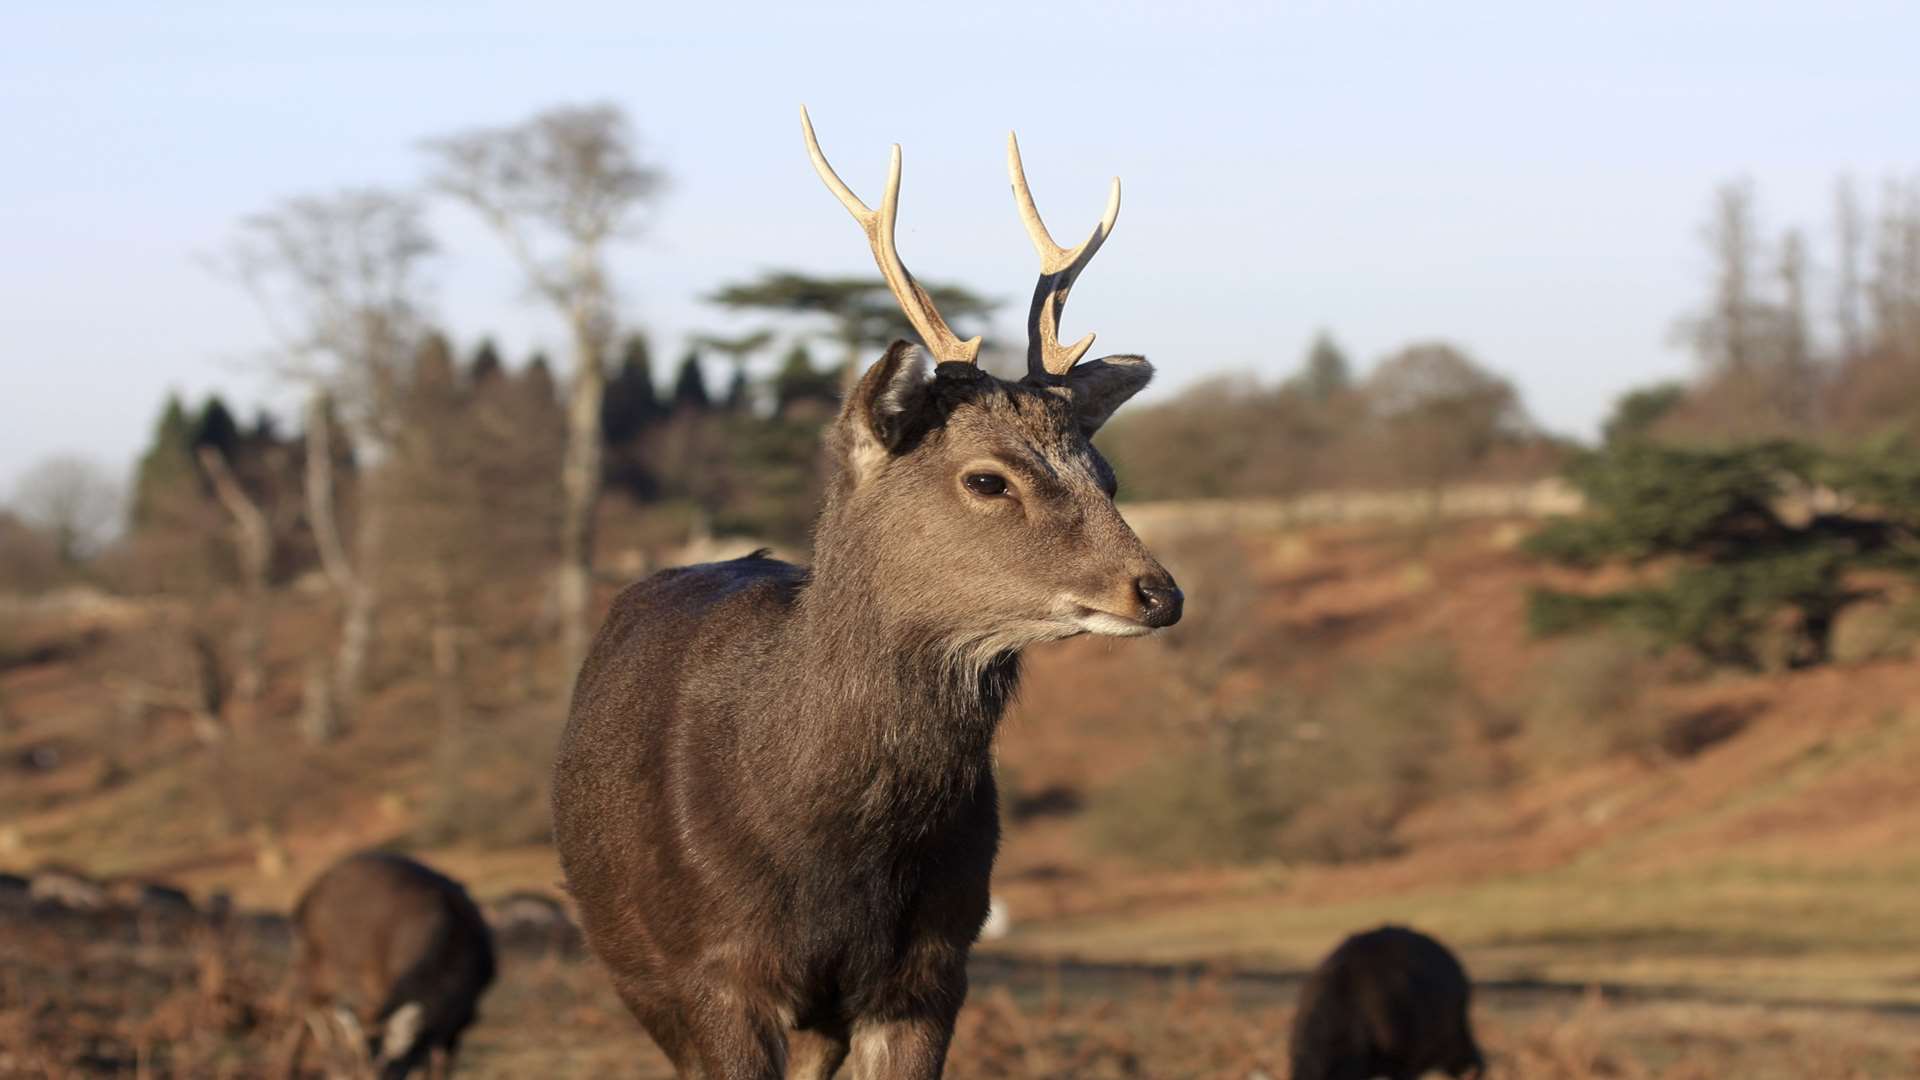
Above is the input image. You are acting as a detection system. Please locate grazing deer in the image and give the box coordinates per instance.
[278,852,496,1080]
[1289,925,1486,1080]
[552,108,1181,1080]
[27,863,107,912]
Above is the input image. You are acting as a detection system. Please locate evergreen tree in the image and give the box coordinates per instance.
[603,333,661,445]
[1601,382,1688,447]
[671,349,711,413]
[690,330,774,415]
[192,395,241,458]
[522,352,558,406]
[413,331,458,394]
[248,408,281,444]
[773,342,838,415]
[710,271,997,375]
[724,366,751,413]
[1525,439,1918,668]
[1299,331,1352,402]
[132,395,197,527]
[470,338,505,387]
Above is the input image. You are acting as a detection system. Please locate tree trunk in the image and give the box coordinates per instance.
[1835,178,1865,359]
[306,390,382,723]
[557,312,607,688]
[197,446,271,708]
[304,393,354,594]
[334,484,382,718]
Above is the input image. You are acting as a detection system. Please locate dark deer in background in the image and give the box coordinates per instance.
[552,108,1182,1080]
[278,852,496,1080]
[1289,925,1486,1080]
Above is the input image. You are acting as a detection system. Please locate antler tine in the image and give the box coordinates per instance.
[799,106,982,365]
[1008,131,1121,381]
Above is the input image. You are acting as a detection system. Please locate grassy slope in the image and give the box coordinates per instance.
[988,522,1920,1005]
[4,517,1918,1008]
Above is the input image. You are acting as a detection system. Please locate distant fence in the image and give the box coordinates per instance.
[1118,479,1584,538]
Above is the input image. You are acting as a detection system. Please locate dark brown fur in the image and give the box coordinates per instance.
[554,347,1178,1079]
[1289,925,1486,1080]
[280,852,496,1080]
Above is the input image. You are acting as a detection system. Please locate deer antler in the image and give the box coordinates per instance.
[1008,132,1121,382]
[800,107,983,365]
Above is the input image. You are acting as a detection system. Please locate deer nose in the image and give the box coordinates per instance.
[1134,575,1184,629]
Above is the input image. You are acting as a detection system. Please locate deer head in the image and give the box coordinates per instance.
[801,109,1182,655]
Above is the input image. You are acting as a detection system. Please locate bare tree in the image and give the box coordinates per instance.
[1365,343,1529,511]
[1870,176,1920,350]
[1776,228,1817,427]
[423,103,665,685]
[1835,177,1867,358]
[197,445,270,707]
[11,456,123,564]
[220,189,435,729]
[1691,180,1764,378]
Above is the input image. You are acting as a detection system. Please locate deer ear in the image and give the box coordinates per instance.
[834,341,934,480]
[1061,354,1153,435]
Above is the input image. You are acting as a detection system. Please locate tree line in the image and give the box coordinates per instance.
[1527,176,1920,669]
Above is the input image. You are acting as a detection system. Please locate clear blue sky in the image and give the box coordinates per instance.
[3,1,1915,496]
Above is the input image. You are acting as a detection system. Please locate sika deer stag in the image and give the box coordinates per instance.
[552,108,1182,1080]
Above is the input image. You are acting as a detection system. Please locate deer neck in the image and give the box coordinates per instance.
[772,547,1020,827]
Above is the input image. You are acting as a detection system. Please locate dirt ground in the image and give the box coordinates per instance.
[4,906,1917,1079]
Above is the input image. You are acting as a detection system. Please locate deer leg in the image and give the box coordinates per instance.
[611,974,706,1077]
[844,1012,961,1080]
[785,1026,850,1080]
[682,994,786,1080]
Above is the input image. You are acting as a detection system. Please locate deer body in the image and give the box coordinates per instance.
[557,550,1008,1077]
[553,112,1180,1079]
[1289,925,1485,1080]
[280,852,496,1080]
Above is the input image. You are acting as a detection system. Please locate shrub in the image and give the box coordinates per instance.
[1088,642,1500,868]
[1522,633,1665,767]
[1525,439,1920,668]
[1829,596,1920,664]
[1084,743,1303,867]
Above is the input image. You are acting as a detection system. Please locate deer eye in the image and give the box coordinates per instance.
[964,472,1010,498]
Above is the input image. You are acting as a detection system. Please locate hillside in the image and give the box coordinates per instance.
[4,512,1918,1012]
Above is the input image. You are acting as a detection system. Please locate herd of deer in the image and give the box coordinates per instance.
[9,112,1488,1079]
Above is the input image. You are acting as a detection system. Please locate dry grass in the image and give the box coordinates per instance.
[8,518,1920,1076]
[6,910,1916,1079]
[951,984,1920,1080]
